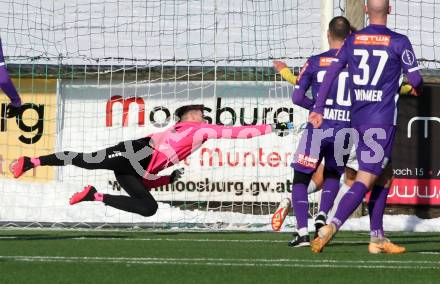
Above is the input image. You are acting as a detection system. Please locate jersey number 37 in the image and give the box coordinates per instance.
[353,49,389,86]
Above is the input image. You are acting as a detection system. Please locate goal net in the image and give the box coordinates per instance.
[0,0,436,230]
[388,0,440,70]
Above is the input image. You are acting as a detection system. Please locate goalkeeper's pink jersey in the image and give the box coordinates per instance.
[143,121,272,185]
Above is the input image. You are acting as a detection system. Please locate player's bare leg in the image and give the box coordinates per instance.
[309,164,324,194]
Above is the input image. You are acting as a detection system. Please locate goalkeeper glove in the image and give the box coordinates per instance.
[271,122,294,132]
[399,83,412,95]
[170,168,184,183]
[399,83,422,97]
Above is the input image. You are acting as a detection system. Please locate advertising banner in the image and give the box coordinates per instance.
[389,84,440,204]
[59,80,308,202]
[0,78,57,182]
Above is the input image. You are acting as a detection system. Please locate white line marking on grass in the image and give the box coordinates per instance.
[418,252,440,255]
[71,237,290,243]
[1,256,439,270]
[0,236,367,244]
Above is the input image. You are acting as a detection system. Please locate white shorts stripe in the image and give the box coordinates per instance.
[408,66,420,73]
[393,93,399,125]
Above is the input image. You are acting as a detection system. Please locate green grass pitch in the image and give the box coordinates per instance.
[0,229,439,284]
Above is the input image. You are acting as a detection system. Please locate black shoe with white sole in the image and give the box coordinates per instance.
[288,234,310,247]
[314,213,327,239]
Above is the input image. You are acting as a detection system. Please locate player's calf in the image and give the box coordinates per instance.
[291,170,313,240]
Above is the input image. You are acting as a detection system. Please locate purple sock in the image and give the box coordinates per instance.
[292,183,308,231]
[331,182,368,230]
[368,185,389,238]
[319,177,340,215]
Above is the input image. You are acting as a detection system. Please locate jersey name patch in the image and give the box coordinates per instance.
[354,34,391,46]
[323,108,350,122]
[354,89,383,102]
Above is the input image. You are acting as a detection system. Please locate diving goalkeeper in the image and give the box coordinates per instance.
[11,104,291,217]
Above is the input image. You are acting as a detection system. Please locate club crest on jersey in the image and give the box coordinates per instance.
[319,57,336,67]
[354,34,391,46]
[402,49,415,66]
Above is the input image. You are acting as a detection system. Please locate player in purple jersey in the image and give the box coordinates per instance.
[310,0,423,254]
[282,16,353,247]
[0,37,22,117]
